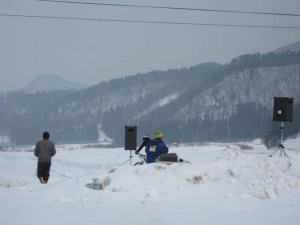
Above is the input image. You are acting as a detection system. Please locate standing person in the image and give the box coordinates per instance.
[145,130,168,163]
[34,131,56,184]
[135,134,151,155]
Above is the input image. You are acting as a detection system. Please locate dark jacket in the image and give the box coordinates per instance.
[136,137,151,154]
[145,138,168,163]
[34,139,56,162]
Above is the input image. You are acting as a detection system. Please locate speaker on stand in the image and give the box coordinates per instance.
[125,126,137,165]
[269,97,293,157]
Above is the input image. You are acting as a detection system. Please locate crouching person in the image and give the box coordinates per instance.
[34,132,56,184]
[145,130,168,163]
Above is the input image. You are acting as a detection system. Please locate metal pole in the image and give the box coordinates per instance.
[130,150,132,166]
[76,178,85,211]
[280,122,284,157]
[269,122,288,158]
[280,122,284,144]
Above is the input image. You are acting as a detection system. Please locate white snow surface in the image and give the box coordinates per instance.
[1,138,300,225]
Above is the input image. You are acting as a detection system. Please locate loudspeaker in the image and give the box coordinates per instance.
[125,126,137,150]
[273,97,293,122]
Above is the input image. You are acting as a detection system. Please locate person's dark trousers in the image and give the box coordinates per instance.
[37,162,51,184]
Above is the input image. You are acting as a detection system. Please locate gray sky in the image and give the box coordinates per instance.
[1,0,300,92]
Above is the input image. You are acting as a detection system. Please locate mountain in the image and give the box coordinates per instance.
[274,41,300,53]
[20,74,86,94]
[1,51,300,146]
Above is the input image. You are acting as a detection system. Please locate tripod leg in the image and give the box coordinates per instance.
[269,148,279,157]
[282,147,290,158]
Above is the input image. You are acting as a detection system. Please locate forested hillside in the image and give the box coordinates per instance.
[1,51,299,146]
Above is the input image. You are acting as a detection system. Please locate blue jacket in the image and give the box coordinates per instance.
[145,138,168,163]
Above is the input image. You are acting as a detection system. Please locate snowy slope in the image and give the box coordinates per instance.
[0,139,300,225]
[172,64,300,121]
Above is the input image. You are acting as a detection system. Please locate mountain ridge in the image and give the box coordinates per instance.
[274,41,300,53]
[20,74,86,94]
[1,44,300,145]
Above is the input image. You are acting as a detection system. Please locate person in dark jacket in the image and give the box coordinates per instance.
[34,132,56,184]
[135,134,151,155]
[145,130,168,163]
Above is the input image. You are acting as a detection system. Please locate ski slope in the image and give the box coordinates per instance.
[0,138,300,225]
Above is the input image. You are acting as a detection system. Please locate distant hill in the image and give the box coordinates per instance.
[20,74,86,94]
[1,51,300,146]
[274,41,300,53]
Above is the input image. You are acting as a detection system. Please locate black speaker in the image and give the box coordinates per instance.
[273,97,293,122]
[125,126,137,150]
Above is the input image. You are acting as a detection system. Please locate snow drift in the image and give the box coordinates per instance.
[0,138,300,225]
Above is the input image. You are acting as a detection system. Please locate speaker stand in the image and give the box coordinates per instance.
[129,150,133,165]
[269,122,289,158]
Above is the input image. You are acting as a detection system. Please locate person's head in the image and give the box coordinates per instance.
[154,130,163,139]
[43,132,50,140]
[142,134,150,140]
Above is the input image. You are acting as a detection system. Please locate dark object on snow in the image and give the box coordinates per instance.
[156,153,191,164]
[85,177,110,190]
[158,153,178,162]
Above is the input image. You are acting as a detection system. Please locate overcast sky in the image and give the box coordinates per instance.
[1,0,300,92]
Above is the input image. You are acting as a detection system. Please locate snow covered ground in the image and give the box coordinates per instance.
[1,137,300,225]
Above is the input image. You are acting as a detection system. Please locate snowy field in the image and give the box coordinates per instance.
[1,137,300,225]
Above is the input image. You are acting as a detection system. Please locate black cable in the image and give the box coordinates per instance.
[1,13,300,29]
[36,0,300,17]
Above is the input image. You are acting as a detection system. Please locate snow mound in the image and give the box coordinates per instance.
[1,140,300,225]
[103,150,300,201]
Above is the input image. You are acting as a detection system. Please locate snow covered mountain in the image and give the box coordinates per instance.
[1,51,300,145]
[20,74,85,94]
[170,63,300,143]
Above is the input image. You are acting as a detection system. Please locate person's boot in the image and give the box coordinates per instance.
[39,177,46,184]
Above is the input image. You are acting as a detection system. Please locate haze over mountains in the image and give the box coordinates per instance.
[15,41,300,94]
[20,74,85,94]
[274,41,300,53]
[0,41,299,146]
